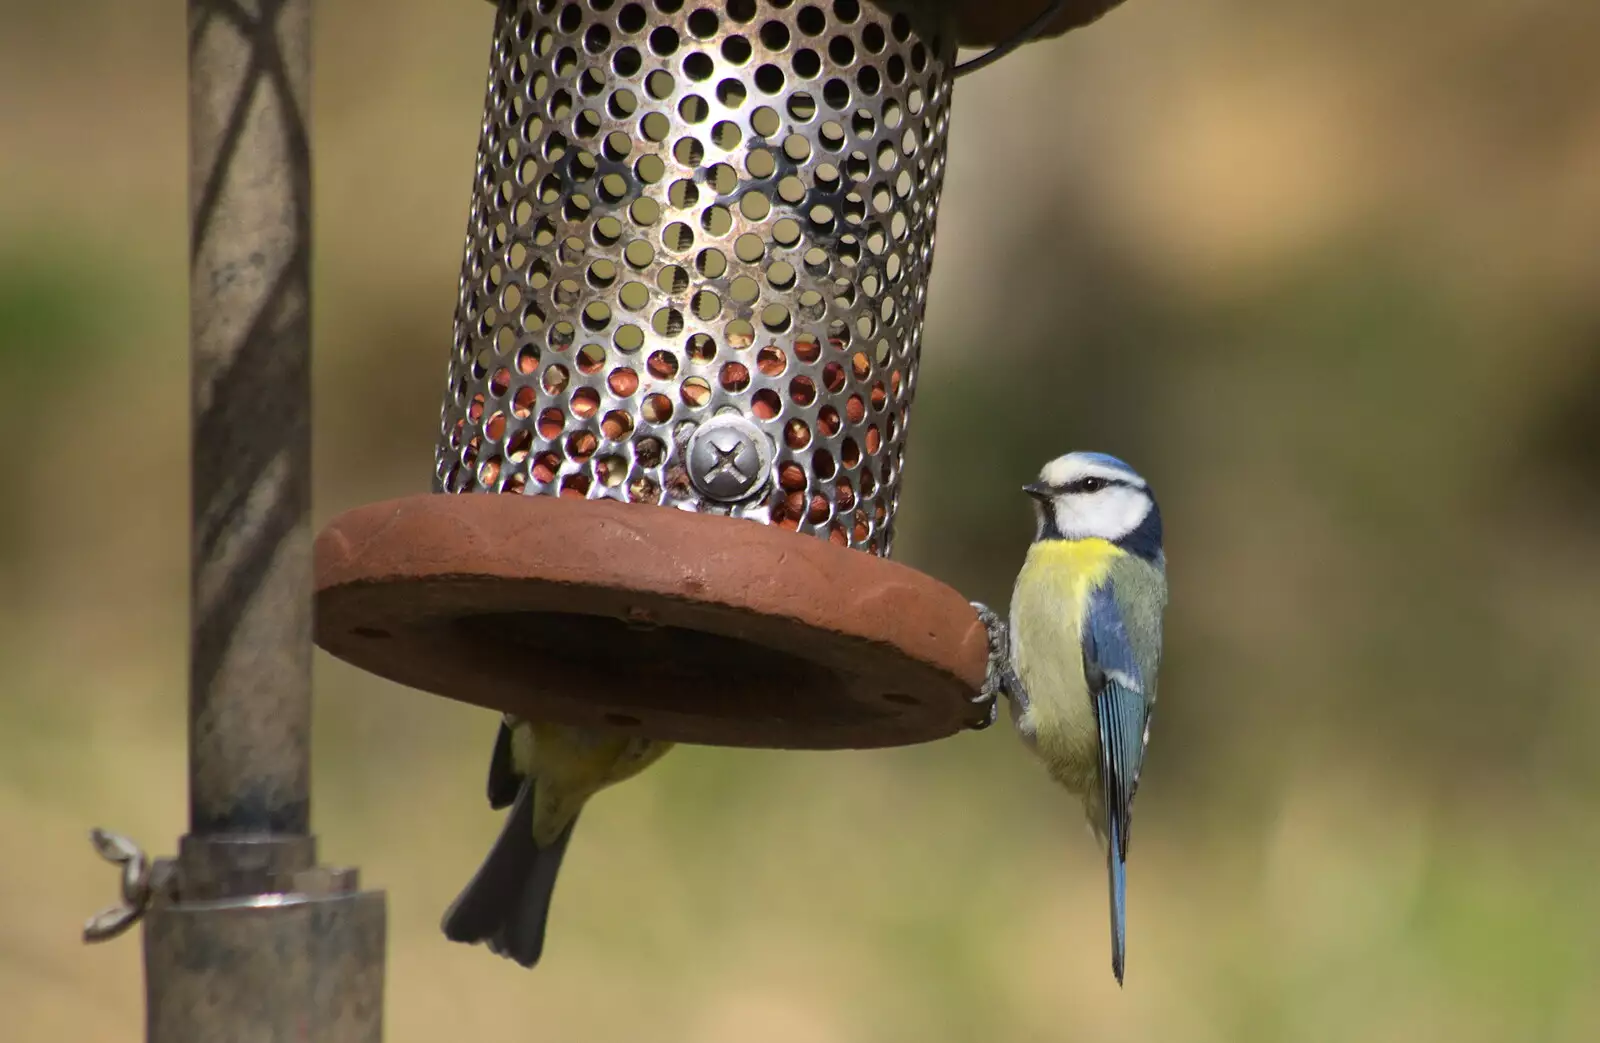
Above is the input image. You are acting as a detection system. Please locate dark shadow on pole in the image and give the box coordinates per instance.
[188,0,314,844]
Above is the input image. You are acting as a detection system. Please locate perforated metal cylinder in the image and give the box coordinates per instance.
[436,0,956,555]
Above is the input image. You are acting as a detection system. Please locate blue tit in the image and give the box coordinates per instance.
[973,451,1166,986]
[441,715,672,967]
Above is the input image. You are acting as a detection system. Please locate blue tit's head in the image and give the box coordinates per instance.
[1024,452,1163,562]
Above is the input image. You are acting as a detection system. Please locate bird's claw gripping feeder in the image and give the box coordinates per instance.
[317,0,1126,748]
[86,1,1125,1040]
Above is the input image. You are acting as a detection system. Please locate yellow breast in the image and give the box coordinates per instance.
[1009,538,1122,795]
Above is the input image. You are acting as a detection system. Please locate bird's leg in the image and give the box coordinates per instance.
[970,601,1033,723]
[969,601,1008,729]
[1001,663,1030,715]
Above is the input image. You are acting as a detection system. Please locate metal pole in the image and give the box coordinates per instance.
[186,0,315,897]
[86,3,387,1039]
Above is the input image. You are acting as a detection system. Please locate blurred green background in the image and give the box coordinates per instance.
[3,1,1599,1040]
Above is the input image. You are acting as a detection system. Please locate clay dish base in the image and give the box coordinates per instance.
[314,494,991,749]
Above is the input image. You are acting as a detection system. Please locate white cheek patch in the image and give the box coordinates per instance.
[1052,487,1151,542]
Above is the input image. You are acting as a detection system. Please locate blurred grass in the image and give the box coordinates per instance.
[3,1,1599,1041]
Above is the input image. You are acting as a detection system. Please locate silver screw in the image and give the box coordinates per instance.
[688,415,771,502]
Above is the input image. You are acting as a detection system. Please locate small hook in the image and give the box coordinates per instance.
[953,0,1075,79]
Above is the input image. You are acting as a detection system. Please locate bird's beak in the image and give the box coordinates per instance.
[1022,482,1052,503]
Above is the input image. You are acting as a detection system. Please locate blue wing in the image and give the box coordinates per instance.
[1082,581,1153,985]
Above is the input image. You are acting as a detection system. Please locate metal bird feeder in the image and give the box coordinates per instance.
[82,1,1126,1039]
[315,0,1130,751]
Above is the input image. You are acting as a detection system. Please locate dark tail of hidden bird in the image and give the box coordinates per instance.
[440,780,579,969]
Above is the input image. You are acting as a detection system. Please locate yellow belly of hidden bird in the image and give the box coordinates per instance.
[514,721,672,847]
[1010,537,1122,799]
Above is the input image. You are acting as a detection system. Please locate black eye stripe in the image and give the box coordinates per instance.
[1058,476,1127,494]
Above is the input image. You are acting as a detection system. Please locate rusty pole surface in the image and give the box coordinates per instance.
[133,4,388,1041]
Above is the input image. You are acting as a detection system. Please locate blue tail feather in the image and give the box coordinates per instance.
[1108,813,1127,986]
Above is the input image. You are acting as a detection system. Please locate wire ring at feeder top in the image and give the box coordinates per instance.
[952,0,1074,78]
